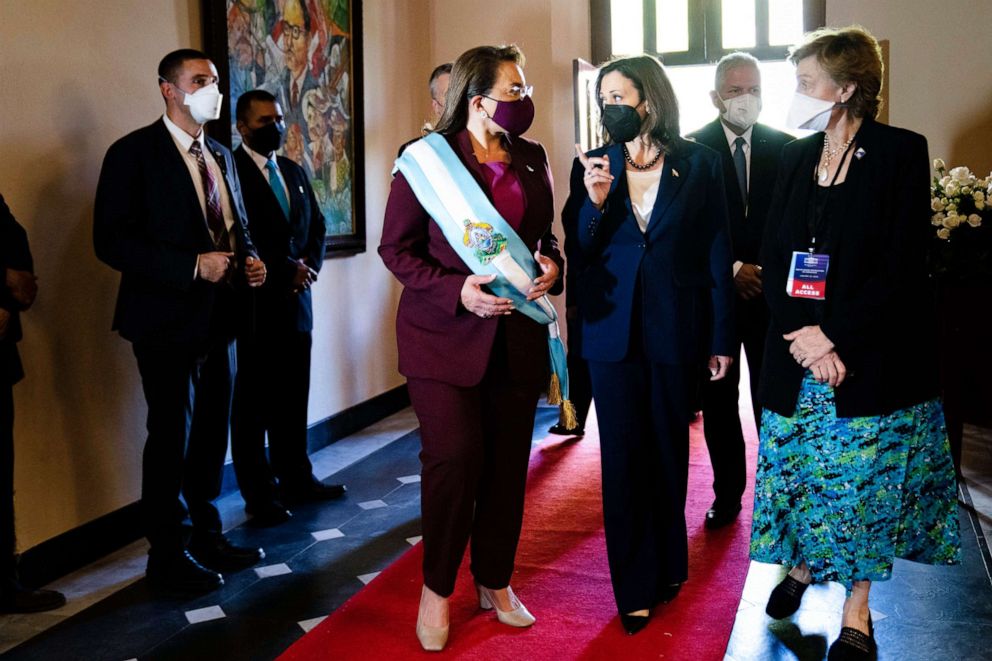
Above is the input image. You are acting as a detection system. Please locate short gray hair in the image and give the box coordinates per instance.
[714,52,760,90]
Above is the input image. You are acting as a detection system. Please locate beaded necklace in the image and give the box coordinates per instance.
[622,143,663,170]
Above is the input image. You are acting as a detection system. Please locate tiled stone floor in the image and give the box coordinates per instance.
[0,406,989,660]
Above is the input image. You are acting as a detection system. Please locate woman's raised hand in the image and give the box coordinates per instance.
[575,144,613,209]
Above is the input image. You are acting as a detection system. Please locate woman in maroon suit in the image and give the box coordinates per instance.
[379,44,562,652]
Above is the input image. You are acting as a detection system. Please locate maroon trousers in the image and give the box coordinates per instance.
[407,341,541,597]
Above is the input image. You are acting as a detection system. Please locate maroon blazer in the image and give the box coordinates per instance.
[379,130,563,387]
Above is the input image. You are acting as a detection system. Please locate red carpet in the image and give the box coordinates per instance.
[280,407,758,660]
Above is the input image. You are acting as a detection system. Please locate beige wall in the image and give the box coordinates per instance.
[827,0,992,174]
[0,0,429,551]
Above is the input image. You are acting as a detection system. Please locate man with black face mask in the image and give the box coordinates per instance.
[231,89,343,527]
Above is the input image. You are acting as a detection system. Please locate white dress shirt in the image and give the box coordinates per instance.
[162,113,236,239]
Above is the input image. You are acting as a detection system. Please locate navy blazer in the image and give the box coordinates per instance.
[686,119,793,265]
[233,146,326,333]
[759,118,938,417]
[570,139,735,364]
[379,130,563,388]
[94,119,258,345]
[0,194,33,384]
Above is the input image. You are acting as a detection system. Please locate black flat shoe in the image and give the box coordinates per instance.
[765,574,811,619]
[188,532,264,573]
[658,582,682,604]
[548,423,585,437]
[704,502,742,529]
[0,579,66,613]
[619,612,650,635]
[827,613,876,660]
[146,550,223,594]
[245,500,293,528]
[279,478,346,505]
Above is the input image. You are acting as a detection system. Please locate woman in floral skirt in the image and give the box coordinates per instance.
[751,25,960,661]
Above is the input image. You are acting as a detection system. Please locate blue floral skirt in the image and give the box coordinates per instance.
[750,374,961,589]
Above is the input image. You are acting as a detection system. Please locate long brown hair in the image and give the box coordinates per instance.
[595,55,680,151]
[434,44,526,135]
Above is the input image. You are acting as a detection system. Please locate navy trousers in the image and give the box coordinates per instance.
[588,358,695,613]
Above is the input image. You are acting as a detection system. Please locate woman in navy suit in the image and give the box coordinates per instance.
[564,55,734,634]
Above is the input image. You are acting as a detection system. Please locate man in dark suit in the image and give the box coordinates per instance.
[0,195,66,612]
[687,52,793,529]
[230,90,343,528]
[94,49,268,593]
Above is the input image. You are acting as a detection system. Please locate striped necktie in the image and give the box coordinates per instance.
[189,140,229,249]
[266,159,291,219]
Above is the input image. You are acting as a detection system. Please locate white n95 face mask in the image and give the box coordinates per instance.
[720,93,761,131]
[183,83,224,124]
[785,92,835,132]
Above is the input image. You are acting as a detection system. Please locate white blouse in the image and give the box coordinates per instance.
[626,168,662,233]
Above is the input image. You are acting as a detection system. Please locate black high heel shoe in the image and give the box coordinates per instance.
[827,613,876,660]
[619,611,650,635]
[765,574,811,619]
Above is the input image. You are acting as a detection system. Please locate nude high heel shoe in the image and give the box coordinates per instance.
[416,586,449,652]
[476,583,536,628]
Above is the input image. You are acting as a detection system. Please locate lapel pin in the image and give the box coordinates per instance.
[855,147,866,159]
[672,168,680,178]
[525,164,534,172]
[298,185,305,193]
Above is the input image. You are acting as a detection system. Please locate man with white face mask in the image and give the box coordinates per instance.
[95,49,268,593]
[687,52,793,530]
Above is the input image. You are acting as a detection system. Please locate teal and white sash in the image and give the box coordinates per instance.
[395,132,574,422]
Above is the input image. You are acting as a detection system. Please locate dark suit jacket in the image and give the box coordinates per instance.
[379,130,563,388]
[94,119,257,345]
[759,118,939,417]
[0,194,33,384]
[687,119,793,264]
[570,139,735,364]
[233,146,326,333]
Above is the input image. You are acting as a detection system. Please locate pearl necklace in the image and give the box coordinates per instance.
[622,143,663,170]
[818,133,855,183]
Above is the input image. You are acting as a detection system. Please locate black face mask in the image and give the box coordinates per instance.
[246,121,287,155]
[601,104,643,143]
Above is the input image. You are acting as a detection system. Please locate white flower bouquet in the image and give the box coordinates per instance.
[930,159,992,280]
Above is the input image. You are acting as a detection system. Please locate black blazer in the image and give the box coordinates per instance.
[233,146,326,333]
[759,118,939,417]
[569,139,735,364]
[0,194,33,384]
[687,119,793,264]
[94,119,258,345]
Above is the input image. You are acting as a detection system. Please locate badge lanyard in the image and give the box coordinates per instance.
[806,139,855,254]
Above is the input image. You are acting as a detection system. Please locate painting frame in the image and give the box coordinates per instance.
[203,0,365,256]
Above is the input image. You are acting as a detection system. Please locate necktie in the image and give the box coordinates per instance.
[266,159,291,219]
[733,136,748,205]
[291,81,299,109]
[189,140,229,249]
